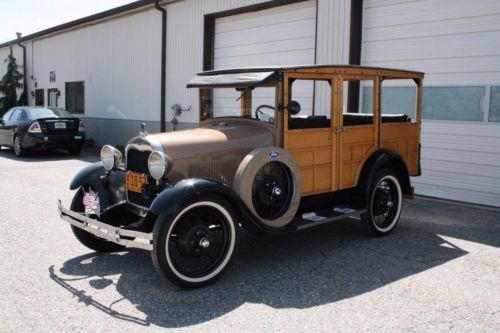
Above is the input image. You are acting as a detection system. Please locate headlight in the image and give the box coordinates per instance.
[148,151,170,180]
[101,145,122,171]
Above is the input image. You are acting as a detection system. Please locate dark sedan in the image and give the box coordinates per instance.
[0,107,85,157]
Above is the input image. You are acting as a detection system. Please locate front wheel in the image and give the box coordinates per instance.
[362,169,403,236]
[151,196,238,288]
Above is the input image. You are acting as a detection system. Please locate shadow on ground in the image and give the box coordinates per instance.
[49,199,499,328]
[0,147,99,163]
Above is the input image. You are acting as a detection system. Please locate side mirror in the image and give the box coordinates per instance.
[287,100,301,115]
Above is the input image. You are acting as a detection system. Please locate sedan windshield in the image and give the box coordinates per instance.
[27,108,75,119]
[200,86,277,124]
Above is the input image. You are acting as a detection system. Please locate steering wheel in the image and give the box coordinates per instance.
[255,104,276,120]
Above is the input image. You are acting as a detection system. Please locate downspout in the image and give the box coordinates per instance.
[155,0,167,132]
[16,33,28,105]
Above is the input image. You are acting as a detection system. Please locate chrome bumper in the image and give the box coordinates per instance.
[57,200,153,251]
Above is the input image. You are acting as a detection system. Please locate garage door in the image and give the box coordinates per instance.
[214,1,316,68]
[213,1,318,117]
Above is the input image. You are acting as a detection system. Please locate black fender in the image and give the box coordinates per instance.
[358,149,412,196]
[69,161,111,209]
[149,178,273,234]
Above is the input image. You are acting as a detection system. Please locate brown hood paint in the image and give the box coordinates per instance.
[146,120,275,184]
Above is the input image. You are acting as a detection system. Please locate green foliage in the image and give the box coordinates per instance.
[0,46,24,116]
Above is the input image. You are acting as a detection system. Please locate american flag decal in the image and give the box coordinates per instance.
[83,190,101,217]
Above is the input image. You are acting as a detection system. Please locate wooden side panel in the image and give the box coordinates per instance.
[381,122,419,175]
[340,125,377,189]
[286,129,333,196]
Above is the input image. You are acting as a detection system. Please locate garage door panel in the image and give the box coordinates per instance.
[214,0,316,69]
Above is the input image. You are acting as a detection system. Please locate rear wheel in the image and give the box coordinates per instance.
[70,188,125,252]
[362,169,403,236]
[151,196,238,288]
[14,135,26,157]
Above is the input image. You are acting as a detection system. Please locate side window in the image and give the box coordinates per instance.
[19,110,29,121]
[10,109,21,121]
[380,79,417,123]
[288,79,332,130]
[343,79,375,126]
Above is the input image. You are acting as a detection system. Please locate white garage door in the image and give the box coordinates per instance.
[214,0,316,69]
[213,1,319,118]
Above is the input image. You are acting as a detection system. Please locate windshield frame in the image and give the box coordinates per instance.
[199,82,279,128]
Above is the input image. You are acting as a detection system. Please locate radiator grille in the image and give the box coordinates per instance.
[125,145,155,208]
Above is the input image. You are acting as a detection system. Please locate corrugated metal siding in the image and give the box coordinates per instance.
[29,9,161,121]
[415,121,500,207]
[363,0,500,207]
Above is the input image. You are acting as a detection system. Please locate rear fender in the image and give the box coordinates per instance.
[358,149,412,196]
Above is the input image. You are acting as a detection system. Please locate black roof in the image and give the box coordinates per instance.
[196,65,424,76]
[0,0,156,49]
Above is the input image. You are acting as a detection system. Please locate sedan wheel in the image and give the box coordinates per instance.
[14,136,26,157]
[152,196,238,288]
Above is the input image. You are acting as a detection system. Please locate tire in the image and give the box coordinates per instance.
[361,169,403,236]
[70,188,125,252]
[233,147,301,229]
[151,196,238,288]
[14,135,26,157]
[68,146,82,155]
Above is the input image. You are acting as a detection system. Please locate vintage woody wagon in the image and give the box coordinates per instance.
[58,65,424,288]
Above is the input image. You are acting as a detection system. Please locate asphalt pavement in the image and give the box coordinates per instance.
[0,147,499,332]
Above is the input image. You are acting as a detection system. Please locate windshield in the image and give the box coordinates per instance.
[200,86,277,124]
[28,108,75,119]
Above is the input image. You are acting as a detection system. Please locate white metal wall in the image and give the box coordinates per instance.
[363,0,500,207]
[26,9,161,122]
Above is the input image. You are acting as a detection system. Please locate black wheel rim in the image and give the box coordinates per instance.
[371,177,399,229]
[251,162,292,219]
[168,205,231,278]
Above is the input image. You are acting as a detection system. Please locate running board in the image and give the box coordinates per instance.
[290,206,367,230]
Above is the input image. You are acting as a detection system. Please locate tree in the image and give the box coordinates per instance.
[0,46,24,116]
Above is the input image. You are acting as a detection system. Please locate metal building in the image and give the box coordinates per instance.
[0,0,499,207]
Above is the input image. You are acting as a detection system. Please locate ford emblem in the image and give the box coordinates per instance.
[268,151,280,159]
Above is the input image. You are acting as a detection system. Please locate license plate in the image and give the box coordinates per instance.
[125,171,148,193]
[54,122,66,129]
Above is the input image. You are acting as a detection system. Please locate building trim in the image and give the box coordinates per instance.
[347,0,363,113]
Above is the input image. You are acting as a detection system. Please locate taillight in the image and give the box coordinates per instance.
[78,121,85,132]
[28,122,42,133]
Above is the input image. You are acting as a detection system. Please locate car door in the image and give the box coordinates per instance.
[0,108,16,146]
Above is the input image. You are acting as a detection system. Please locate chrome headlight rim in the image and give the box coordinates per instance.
[148,151,170,180]
[101,145,122,171]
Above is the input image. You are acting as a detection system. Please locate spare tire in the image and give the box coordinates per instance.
[233,147,301,228]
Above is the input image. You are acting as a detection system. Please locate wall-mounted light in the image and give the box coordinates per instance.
[30,91,35,97]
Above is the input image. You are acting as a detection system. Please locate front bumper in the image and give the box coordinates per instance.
[57,200,153,251]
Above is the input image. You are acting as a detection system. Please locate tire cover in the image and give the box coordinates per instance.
[233,147,301,228]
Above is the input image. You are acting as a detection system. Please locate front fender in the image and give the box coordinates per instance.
[150,179,228,216]
[69,161,114,210]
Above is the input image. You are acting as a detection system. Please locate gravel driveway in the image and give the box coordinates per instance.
[0,148,499,332]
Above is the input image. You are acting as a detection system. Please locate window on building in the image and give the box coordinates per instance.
[422,86,485,121]
[48,88,59,107]
[35,89,44,106]
[65,81,85,113]
[489,86,500,123]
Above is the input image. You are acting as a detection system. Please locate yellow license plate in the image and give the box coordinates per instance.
[125,171,148,193]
